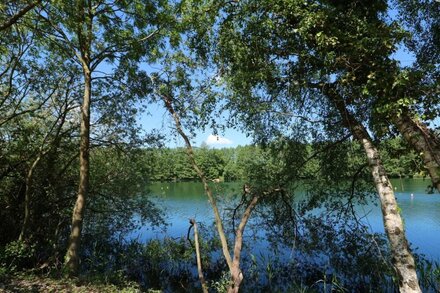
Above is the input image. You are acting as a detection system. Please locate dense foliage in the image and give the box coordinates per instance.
[142,138,423,182]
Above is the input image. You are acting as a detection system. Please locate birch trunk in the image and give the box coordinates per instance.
[328,90,421,293]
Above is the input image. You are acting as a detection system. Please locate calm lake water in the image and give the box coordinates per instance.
[135,178,440,262]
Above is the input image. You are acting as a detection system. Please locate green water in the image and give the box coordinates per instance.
[138,178,440,261]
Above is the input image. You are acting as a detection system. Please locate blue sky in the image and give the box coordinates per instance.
[138,101,252,148]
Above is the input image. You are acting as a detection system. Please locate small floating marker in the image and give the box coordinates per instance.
[411,193,414,197]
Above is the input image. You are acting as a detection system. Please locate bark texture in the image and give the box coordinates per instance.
[327,88,421,293]
[394,113,440,192]
[64,67,91,276]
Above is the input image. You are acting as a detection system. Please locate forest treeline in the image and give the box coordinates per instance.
[146,138,424,182]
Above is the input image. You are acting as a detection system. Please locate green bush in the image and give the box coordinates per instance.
[0,240,37,271]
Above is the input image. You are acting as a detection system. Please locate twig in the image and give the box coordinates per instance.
[190,219,208,293]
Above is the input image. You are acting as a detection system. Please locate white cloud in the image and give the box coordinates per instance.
[205,134,233,145]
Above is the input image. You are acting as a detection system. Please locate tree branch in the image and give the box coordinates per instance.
[0,0,42,31]
[160,92,233,271]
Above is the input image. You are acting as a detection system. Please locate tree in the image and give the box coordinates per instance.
[32,0,171,275]
[325,85,420,292]
[18,71,78,242]
[0,10,83,243]
[207,0,422,291]
[370,0,440,192]
[397,0,440,189]
[161,93,270,292]
[391,112,440,191]
[146,12,277,286]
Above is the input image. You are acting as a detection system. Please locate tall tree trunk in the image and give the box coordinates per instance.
[327,88,421,293]
[64,66,91,276]
[18,155,42,241]
[228,194,259,293]
[393,113,440,192]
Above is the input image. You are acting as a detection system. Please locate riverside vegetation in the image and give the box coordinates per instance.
[1,0,440,292]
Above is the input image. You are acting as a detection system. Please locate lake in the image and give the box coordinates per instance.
[135,178,440,262]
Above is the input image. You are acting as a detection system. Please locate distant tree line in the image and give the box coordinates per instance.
[144,137,423,182]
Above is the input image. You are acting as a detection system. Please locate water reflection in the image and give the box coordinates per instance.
[136,179,440,261]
